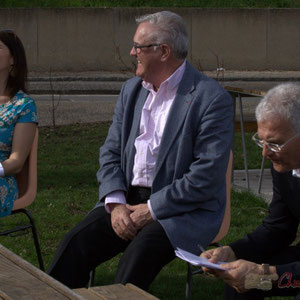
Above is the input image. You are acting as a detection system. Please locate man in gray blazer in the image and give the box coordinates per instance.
[48,10,233,291]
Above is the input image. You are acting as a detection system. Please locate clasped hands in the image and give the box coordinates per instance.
[200,246,276,293]
[109,203,153,241]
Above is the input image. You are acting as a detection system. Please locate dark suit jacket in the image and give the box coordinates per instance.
[230,165,300,280]
[95,62,234,254]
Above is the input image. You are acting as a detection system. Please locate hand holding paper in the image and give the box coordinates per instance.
[175,248,229,271]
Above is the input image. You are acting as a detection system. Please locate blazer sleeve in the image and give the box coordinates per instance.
[230,166,299,262]
[96,82,128,201]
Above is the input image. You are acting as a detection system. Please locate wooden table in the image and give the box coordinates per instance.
[0,243,83,299]
[75,284,159,299]
[0,244,158,299]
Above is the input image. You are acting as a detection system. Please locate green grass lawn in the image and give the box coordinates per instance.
[1,0,300,8]
[0,123,291,299]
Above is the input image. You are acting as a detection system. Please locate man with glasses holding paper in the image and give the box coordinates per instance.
[201,83,300,299]
[48,11,233,290]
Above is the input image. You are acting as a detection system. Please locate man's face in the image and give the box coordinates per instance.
[257,117,300,173]
[130,22,162,84]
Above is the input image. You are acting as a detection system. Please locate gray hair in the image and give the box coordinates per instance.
[256,83,300,133]
[136,11,188,59]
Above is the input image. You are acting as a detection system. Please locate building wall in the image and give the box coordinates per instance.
[1,8,299,71]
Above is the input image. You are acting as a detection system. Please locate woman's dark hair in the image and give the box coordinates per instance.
[0,30,28,97]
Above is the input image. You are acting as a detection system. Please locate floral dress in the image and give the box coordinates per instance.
[0,91,38,217]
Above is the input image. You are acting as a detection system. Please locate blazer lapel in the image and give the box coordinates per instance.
[125,86,149,181]
[154,63,196,175]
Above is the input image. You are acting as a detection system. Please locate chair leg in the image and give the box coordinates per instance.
[186,263,192,300]
[13,209,45,271]
[88,269,95,287]
[258,155,266,194]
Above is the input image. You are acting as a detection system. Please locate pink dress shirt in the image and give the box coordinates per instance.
[105,61,186,219]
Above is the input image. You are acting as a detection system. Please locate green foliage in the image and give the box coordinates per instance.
[0,123,289,299]
[1,0,300,7]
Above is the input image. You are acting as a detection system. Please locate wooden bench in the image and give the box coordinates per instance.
[75,284,159,300]
[0,243,158,299]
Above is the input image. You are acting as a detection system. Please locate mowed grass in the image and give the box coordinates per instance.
[1,0,300,8]
[0,122,292,299]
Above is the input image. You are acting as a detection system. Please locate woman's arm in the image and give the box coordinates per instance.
[1,123,36,176]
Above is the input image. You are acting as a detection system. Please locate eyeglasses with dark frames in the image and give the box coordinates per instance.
[132,43,160,54]
[252,132,300,153]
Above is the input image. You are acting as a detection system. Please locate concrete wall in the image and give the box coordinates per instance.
[0,8,299,72]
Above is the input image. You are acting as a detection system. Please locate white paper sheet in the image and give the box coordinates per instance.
[175,248,228,271]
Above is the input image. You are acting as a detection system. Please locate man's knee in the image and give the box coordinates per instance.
[120,222,174,265]
[114,223,175,290]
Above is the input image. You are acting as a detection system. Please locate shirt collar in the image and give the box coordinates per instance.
[292,169,300,178]
[142,60,186,92]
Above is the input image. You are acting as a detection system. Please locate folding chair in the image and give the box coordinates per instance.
[0,128,45,271]
[185,150,233,300]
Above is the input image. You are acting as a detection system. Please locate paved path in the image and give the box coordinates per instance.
[35,94,118,127]
[31,70,300,127]
[28,69,300,96]
[233,168,273,204]
[34,93,262,127]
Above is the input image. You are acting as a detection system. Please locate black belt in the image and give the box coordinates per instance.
[127,185,151,205]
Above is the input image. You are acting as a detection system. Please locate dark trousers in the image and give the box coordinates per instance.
[47,187,175,290]
[224,246,300,299]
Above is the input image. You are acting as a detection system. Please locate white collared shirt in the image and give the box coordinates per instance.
[292,169,300,178]
[131,60,186,187]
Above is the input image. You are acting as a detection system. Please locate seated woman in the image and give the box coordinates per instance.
[0,29,38,217]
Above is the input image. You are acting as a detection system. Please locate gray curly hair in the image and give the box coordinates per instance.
[136,11,188,59]
[256,83,300,133]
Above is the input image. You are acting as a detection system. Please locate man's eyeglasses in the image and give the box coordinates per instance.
[132,43,160,54]
[252,132,300,153]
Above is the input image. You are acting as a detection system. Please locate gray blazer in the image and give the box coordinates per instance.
[96,62,234,254]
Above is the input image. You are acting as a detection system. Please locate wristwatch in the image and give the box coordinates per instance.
[245,263,278,291]
[262,263,270,275]
[258,264,273,291]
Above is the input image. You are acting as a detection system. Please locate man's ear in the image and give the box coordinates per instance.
[160,44,171,62]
